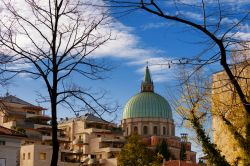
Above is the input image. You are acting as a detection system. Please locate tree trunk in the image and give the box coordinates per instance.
[50,94,59,166]
[191,114,230,166]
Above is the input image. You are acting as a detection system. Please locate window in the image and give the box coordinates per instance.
[126,127,129,135]
[28,153,31,160]
[143,126,148,135]
[23,153,25,160]
[163,127,166,135]
[0,140,5,145]
[40,153,46,160]
[0,159,6,166]
[153,126,157,135]
[133,126,138,133]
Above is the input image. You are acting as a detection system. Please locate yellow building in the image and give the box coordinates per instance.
[212,61,250,165]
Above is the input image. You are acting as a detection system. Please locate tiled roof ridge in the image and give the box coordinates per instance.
[0,126,26,137]
[0,95,34,106]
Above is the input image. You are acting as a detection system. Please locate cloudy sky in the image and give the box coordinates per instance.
[1,0,250,157]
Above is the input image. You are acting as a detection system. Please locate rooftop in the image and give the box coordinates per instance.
[0,126,26,137]
[0,95,45,110]
[58,113,110,124]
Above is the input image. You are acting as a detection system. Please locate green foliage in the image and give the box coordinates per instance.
[155,139,171,161]
[11,126,26,134]
[117,134,161,166]
[151,153,164,166]
[191,116,230,166]
[180,142,187,161]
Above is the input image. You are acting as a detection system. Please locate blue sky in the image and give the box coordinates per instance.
[1,0,250,159]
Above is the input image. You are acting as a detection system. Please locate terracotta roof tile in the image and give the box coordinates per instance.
[0,126,26,137]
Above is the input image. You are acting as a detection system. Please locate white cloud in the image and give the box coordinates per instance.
[0,0,175,83]
[232,32,250,40]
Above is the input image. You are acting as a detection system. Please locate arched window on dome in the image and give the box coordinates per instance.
[153,126,158,135]
[163,127,166,135]
[143,126,148,135]
[133,126,138,134]
[126,127,129,135]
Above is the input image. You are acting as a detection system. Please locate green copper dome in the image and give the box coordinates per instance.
[123,65,173,120]
[123,92,173,119]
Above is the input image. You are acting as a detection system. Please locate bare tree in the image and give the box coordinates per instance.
[103,0,250,165]
[0,0,116,165]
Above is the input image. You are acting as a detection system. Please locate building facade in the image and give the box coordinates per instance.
[0,95,53,145]
[57,114,125,166]
[122,66,196,162]
[0,126,26,166]
[212,61,250,165]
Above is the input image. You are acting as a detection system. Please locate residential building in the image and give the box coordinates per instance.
[20,114,124,166]
[0,126,26,166]
[0,94,52,145]
[57,114,125,166]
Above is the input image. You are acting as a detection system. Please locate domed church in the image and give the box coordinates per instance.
[122,66,175,137]
[122,66,196,162]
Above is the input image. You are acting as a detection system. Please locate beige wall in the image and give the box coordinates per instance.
[212,62,250,164]
[20,144,81,166]
[0,135,22,166]
[122,117,175,137]
[103,158,117,166]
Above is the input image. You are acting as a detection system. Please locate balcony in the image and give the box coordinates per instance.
[3,120,34,129]
[72,138,88,145]
[98,147,121,153]
[84,128,111,134]
[99,137,126,143]
[34,124,51,129]
[3,119,51,130]
[2,121,16,128]
[42,135,69,142]
[26,113,51,120]
[16,120,34,128]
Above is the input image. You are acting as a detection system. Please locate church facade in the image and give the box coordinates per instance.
[122,66,196,162]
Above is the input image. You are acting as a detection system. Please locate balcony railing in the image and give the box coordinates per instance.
[34,124,51,129]
[42,135,69,142]
[26,113,51,120]
[16,120,34,128]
